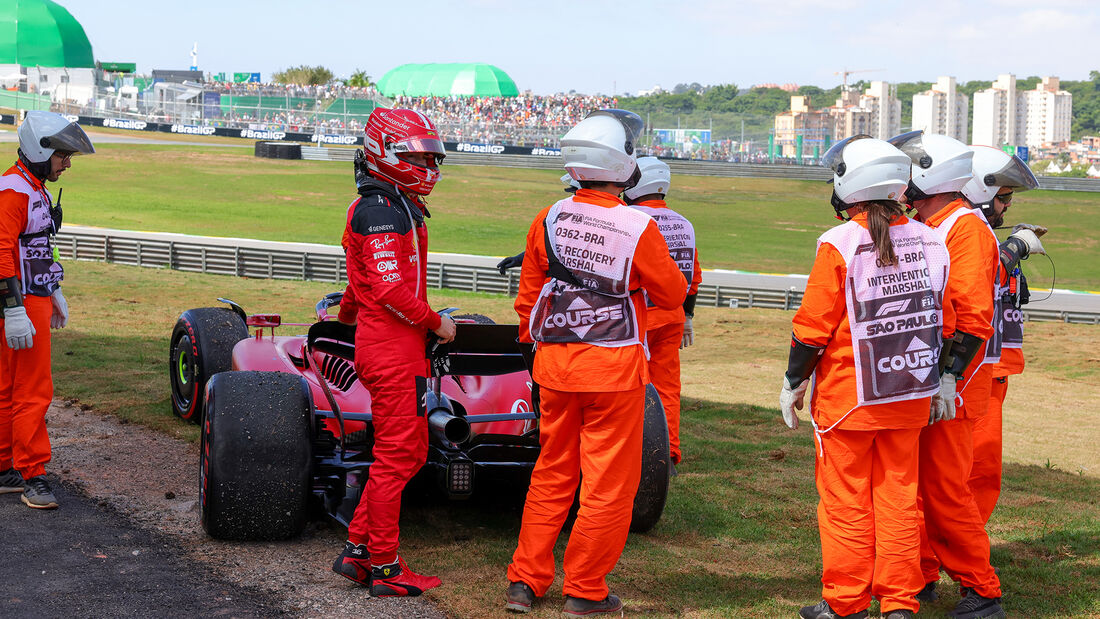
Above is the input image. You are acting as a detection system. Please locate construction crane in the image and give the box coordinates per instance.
[835,68,884,92]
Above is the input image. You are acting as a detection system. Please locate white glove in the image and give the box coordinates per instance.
[1011,222,1047,238]
[929,373,957,424]
[3,306,36,350]
[1008,228,1046,257]
[779,376,807,430]
[50,288,69,329]
[681,317,694,348]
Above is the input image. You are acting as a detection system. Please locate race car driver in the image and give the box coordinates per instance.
[0,111,94,510]
[781,136,949,619]
[504,110,686,616]
[960,146,1045,524]
[889,131,1004,619]
[331,107,456,597]
[625,156,701,466]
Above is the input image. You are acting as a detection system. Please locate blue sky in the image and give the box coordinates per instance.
[57,0,1099,95]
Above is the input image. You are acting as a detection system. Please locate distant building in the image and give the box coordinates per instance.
[771,82,901,159]
[754,82,800,92]
[912,76,968,142]
[827,81,901,141]
[774,95,830,157]
[1024,77,1072,147]
[973,74,1071,148]
[973,74,1025,147]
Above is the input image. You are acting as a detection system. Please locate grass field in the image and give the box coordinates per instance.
[53,259,1100,618]
[49,136,1100,291]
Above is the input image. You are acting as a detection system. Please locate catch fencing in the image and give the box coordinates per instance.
[54,225,1098,324]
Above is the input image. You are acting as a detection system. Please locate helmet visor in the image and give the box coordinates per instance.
[887,130,925,161]
[984,155,1038,191]
[586,109,644,147]
[821,134,873,175]
[43,122,95,156]
[391,135,446,164]
[391,135,446,156]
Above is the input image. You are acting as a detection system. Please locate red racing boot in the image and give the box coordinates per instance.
[331,541,372,586]
[370,556,442,597]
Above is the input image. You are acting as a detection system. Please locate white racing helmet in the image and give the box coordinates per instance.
[561,109,644,187]
[888,130,973,202]
[821,135,910,217]
[624,156,671,201]
[18,111,95,163]
[962,145,1038,208]
[559,172,581,193]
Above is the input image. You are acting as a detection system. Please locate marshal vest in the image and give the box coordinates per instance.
[818,219,950,406]
[934,207,1001,365]
[0,169,62,297]
[529,196,651,347]
[628,203,696,284]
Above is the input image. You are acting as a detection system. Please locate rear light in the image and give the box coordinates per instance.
[247,314,282,328]
[447,458,474,495]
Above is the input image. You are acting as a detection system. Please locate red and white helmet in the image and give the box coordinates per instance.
[362,108,446,195]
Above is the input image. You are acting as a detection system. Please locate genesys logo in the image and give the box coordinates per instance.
[456,142,505,154]
[240,128,286,140]
[876,336,936,382]
[312,133,358,145]
[170,124,216,135]
[103,118,147,130]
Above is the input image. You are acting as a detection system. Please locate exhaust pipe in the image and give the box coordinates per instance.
[425,391,470,444]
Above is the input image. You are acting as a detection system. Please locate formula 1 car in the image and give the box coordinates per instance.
[168,294,671,541]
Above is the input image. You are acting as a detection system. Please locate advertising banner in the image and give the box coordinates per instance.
[654,129,711,155]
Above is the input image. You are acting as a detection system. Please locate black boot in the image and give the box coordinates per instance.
[947,587,1005,619]
[799,599,869,619]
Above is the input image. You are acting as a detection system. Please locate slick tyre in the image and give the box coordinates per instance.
[169,307,248,423]
[201,371,313,541]
[630,383,670,533]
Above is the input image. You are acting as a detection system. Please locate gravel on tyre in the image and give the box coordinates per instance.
[169,307,248,423]
[201,371,313,541]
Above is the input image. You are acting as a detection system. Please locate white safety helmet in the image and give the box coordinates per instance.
[888,130,973,202]
[962,145,1038,228]
[559,172,581,193]
[821,135,910,217]
[624,156,671,201]
[561,109,644,187]
[18,111,95,163]
[962,145,1038,208]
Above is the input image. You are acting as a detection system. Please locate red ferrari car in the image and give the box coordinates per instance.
[168,294,671,541]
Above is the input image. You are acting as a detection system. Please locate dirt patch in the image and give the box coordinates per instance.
[46,400,444,619]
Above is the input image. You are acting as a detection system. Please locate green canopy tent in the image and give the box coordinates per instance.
[377,63,518,97]
[0,0,95,68]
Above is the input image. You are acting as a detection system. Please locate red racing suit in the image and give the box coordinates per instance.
[338,179,442,565]
[0,161,62,480]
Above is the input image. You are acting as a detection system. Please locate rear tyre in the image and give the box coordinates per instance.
[200,371,313,541]
[630,383,670,533]
[169,307,248,423]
